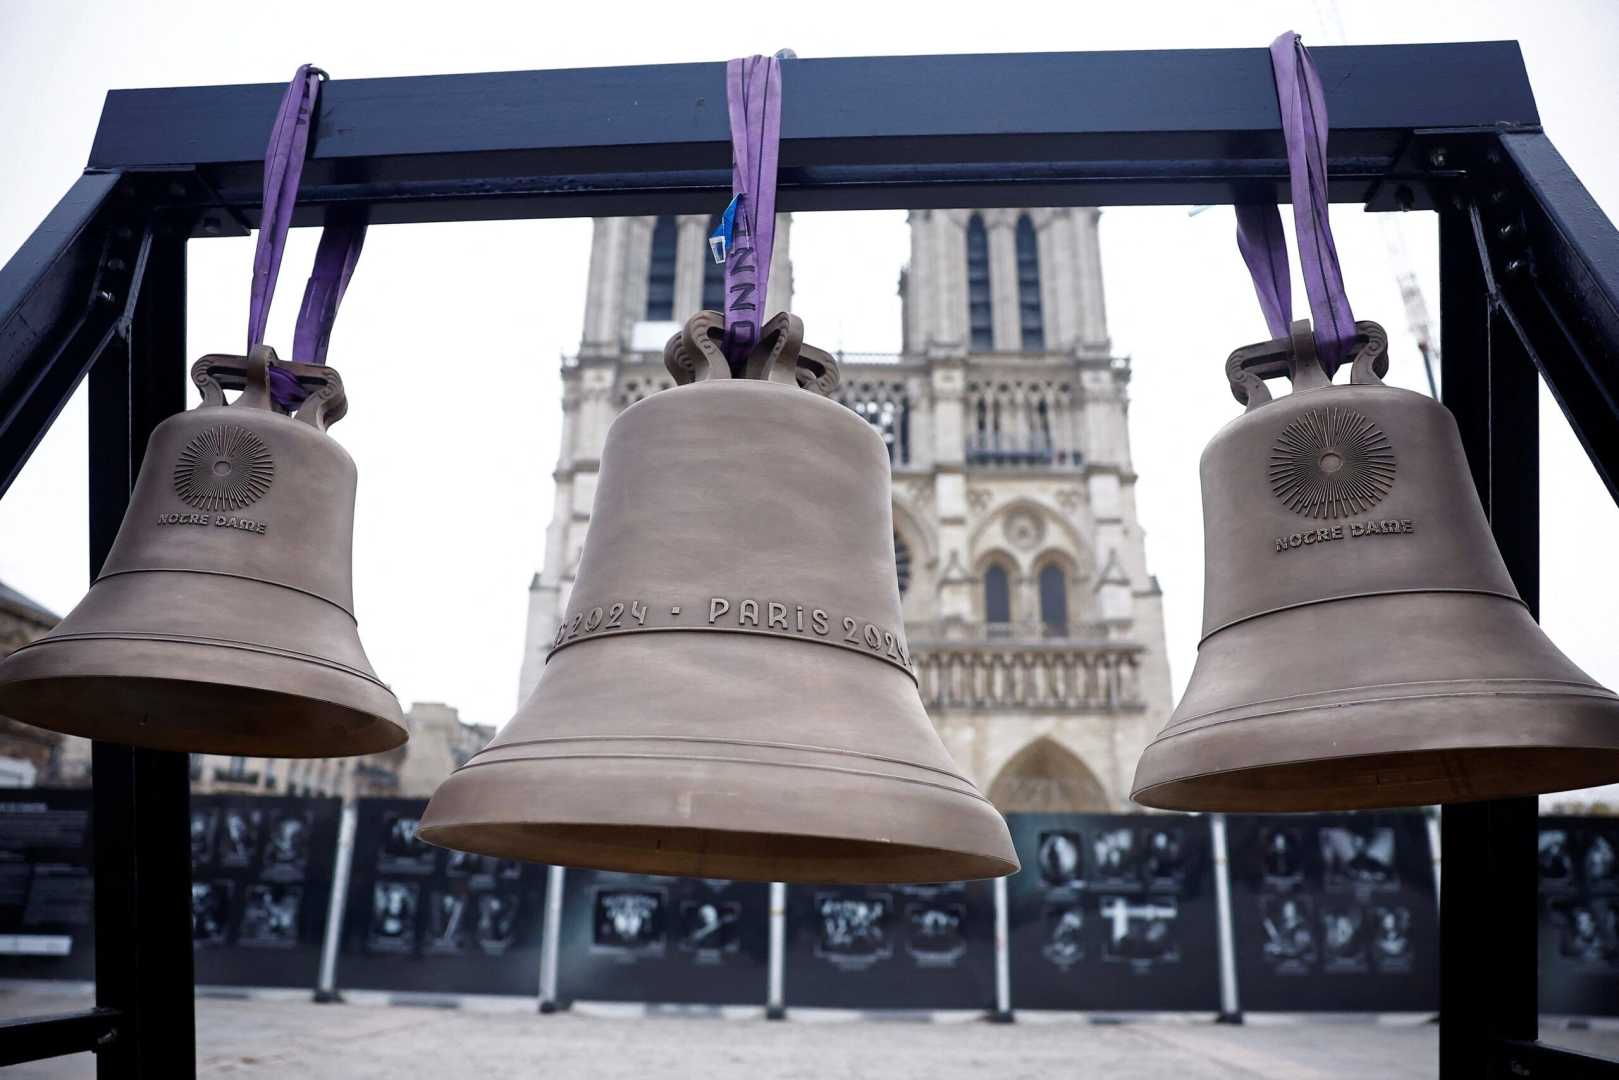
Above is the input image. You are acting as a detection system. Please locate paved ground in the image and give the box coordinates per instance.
[4,988,1618,1078]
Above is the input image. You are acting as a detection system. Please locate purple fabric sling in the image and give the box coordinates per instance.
[248,64,369,409]
[1236,32,1357,375]
[721,55,783,370]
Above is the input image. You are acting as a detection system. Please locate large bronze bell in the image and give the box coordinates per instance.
[0,348,407,757]
[420,311,1018,883]
[1133,320,1619,812]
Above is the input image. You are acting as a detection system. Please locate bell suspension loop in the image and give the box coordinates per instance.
[248,64,369,411]
[1234,31,1357,378]
[719,54,783,372]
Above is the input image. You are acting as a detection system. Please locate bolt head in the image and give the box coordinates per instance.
[1428,148,1449,168]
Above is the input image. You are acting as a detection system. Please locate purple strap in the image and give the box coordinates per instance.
[1236,32,1357,375]
[292,218,367,366]
[721,56,783,370]
[248,65,367,409]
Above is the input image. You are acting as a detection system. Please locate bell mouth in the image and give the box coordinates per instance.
[0,673,407,758]
[418,821,1019,885]
[1135,745,1619,813]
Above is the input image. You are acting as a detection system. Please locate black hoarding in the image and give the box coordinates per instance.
[1226,811,1437,1012]
[0,789,94,980]
[784,881,995,1010]
[558,870,767,1005]
[338,797,548,996]
[1005,813,1219,1011]
[1538,815,1619,1016]
[190,794,341,988]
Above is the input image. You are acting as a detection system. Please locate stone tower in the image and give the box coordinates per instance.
[521,208,1172,811]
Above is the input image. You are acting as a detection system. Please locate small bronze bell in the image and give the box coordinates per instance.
[420,312,1019,883]
[0,348,407,757]
[1132,320,1619,812]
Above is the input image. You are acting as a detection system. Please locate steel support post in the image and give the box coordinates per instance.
[88,225,195,1078]
[1437,206,1540,1080]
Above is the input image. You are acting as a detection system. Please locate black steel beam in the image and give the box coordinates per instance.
[1437,207,1541,1079]
[88,226,195,1079]
[1486,131,1619,505]
[0,173,140,496]
[0,1008,121,1067]
[85,42,1538,224]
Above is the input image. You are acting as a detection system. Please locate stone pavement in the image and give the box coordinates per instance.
[4,988,1619,1078]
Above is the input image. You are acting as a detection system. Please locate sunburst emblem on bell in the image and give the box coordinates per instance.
[0,347,407,757]
[1132,320,1619,812]
[420,311,1019,883]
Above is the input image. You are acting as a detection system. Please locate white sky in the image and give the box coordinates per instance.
[0,0,1616,778]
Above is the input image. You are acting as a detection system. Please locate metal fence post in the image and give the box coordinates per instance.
[1210,814,1242,1024]
[538,865,566,1013]
[766,882,787,1019]
[313,799,358,1003]
[992,875,1013,1022]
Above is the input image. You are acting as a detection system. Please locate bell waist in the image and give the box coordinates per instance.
[91,566,355,617]
[1201,585,1524,644]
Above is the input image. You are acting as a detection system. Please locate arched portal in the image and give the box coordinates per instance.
[987,737,1110,812]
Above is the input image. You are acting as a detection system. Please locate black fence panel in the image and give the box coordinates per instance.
[1538,815,1619,1017]
[1226,811,1438,1012]
[784,881,995,1010]
[0,789,95,980]
[557,870,768,1005]
[1005,812,1219,1011]
[189,794,340,989]
[338,798,548,996]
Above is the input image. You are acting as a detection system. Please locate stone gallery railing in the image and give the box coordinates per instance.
[909,638,1144,710]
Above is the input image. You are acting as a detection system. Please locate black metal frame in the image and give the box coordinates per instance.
[0,42,1616,1078]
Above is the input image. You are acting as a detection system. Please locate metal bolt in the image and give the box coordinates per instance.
[96,289,117,304]
[96,1029,117,1047]
[106,258,126,272]
[1491,189,1508,205]
[1504,258,1526,276]
[1394,185,1415,212]
[1428,147,1448,168]
[202,217,222,235]
[1498,223,1518,241]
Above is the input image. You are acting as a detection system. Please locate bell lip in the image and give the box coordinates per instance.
[0,670,407,759]
[1131,742,1619,813]
[1132,686,1619,813]
[417,756,1020,885]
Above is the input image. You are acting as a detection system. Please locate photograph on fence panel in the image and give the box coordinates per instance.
[0,788,94,981]
[783,880,995,1011]
[339,797,548,996]
[557,869,768,1006]
[1225,811,1437,1012]
[1004,812,1219,1012]
[190,794,341,989]
[1538,815,1619,1017]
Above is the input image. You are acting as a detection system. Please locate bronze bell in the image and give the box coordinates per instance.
[420,311,1018,883]
[1133,320,1619,812]
[0,348,407,757]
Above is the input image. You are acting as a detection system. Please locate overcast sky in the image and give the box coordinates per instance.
[1,0,1616,796]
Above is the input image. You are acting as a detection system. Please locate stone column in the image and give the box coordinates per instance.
[579,219,627,356]
[987,214,1020,351]
[673,216,710,318]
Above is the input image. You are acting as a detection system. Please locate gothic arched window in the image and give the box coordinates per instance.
[1016,215,1044,350]
[1039,564,1068,636]
[701,213,726,312]
[984,563,1011,625]
[645,215,678,321]
[894,533,912,595]
[966,214,993,350]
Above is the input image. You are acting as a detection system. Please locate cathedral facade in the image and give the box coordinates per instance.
[520,208,1172,812]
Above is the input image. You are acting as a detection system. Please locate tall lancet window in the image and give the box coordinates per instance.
[1016,215,1045,350]
[1039,564,1069,636]
[984,564,1011,626]
[645,215,678,321]
[701,214,726,312]
[966,214,993,350]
